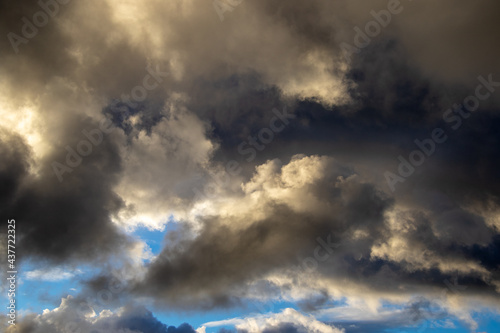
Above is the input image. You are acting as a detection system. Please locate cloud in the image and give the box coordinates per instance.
[111,98,218,230]
[6,296,196,333]
[119,153,500,319]
[126,155,392,308]
[0,0,500,331]
[0,116,135,264]
[204,308,344,333]
[25,267,82,282]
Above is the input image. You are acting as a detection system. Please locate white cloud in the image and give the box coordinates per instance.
[203,308,344,333]
[113,99,217,230]
[25,267,81,282]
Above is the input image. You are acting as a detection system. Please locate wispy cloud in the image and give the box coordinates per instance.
[25,268,82,282]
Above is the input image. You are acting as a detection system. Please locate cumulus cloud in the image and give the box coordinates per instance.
[119,153,500,318]
[127,155,392,307]
[5,296,196,333]
[112,97,218,230]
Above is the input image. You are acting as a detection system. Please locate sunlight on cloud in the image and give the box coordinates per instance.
[203,308,344,333]
[0,95,48,165]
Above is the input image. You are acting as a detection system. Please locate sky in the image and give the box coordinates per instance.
[0,0,499,332]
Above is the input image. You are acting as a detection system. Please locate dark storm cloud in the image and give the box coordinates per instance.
[0,0,76,91]
[391,0,500,88]
[0,129,31,206]
[198,44,500,269]
[190,40,443,182]
[0,0,175,266]
[0,0,171,107]
[115,307,196,333]
[0,115,133,264]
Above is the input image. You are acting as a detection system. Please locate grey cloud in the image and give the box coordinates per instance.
[0,115,134,264]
